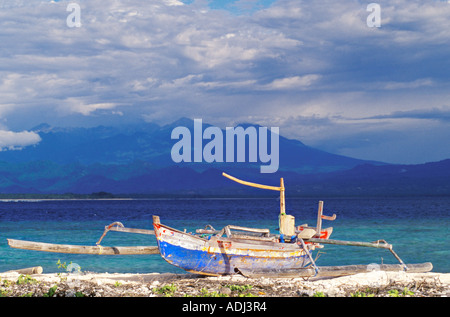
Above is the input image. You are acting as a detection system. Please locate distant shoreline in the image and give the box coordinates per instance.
[1,193,450,200]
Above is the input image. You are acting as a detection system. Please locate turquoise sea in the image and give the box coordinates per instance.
[0,197,448,274]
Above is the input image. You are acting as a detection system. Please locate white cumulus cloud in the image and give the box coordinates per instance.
[0,130,41,151]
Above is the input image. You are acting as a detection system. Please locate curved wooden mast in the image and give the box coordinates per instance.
[222,172,285,214]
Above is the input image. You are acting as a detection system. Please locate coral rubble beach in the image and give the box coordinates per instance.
[1,269,449,297]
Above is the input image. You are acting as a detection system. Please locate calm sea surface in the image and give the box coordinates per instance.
[0,197,448,274]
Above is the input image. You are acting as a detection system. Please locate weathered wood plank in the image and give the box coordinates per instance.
[238,262,433,278]
[7,239,159,255]
[107,226,154,235]
[95,222,155,245]
[306,238,393,249]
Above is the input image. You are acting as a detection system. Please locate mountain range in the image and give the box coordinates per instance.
[0,118,448,197]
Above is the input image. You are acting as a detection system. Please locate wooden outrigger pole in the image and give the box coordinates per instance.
[7,239,159,255]
[7,222,158,256]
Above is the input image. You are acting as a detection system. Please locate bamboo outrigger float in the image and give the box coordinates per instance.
[7,239,159,255]
[6,172,433,277]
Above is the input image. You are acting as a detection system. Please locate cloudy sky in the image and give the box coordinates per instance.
[0,0,449,164]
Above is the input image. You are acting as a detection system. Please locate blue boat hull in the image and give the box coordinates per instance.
[154,220,311,276]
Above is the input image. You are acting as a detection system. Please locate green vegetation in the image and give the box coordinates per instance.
[388,287,415,297]
[16,274,38,285]
[1,280,12,297]
[44,285,58,297]
[197,288,228,297]
[350,291,375,297]
[226,284,253,292]
[154,283,258,297]
[153,283,177,297]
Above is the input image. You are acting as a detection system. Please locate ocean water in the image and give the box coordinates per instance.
[0,197,448,274]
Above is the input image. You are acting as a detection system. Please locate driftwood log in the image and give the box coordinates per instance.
[7,239,159,255]
[3,266,43,275]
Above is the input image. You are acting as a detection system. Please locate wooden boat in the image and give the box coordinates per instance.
[151,172,323,276]
[153,215,313,276]
[5,172,434,278]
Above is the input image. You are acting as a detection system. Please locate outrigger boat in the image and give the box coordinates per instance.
[152,172,322,276]
[6,172,433,278]
[150,173,431,277]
